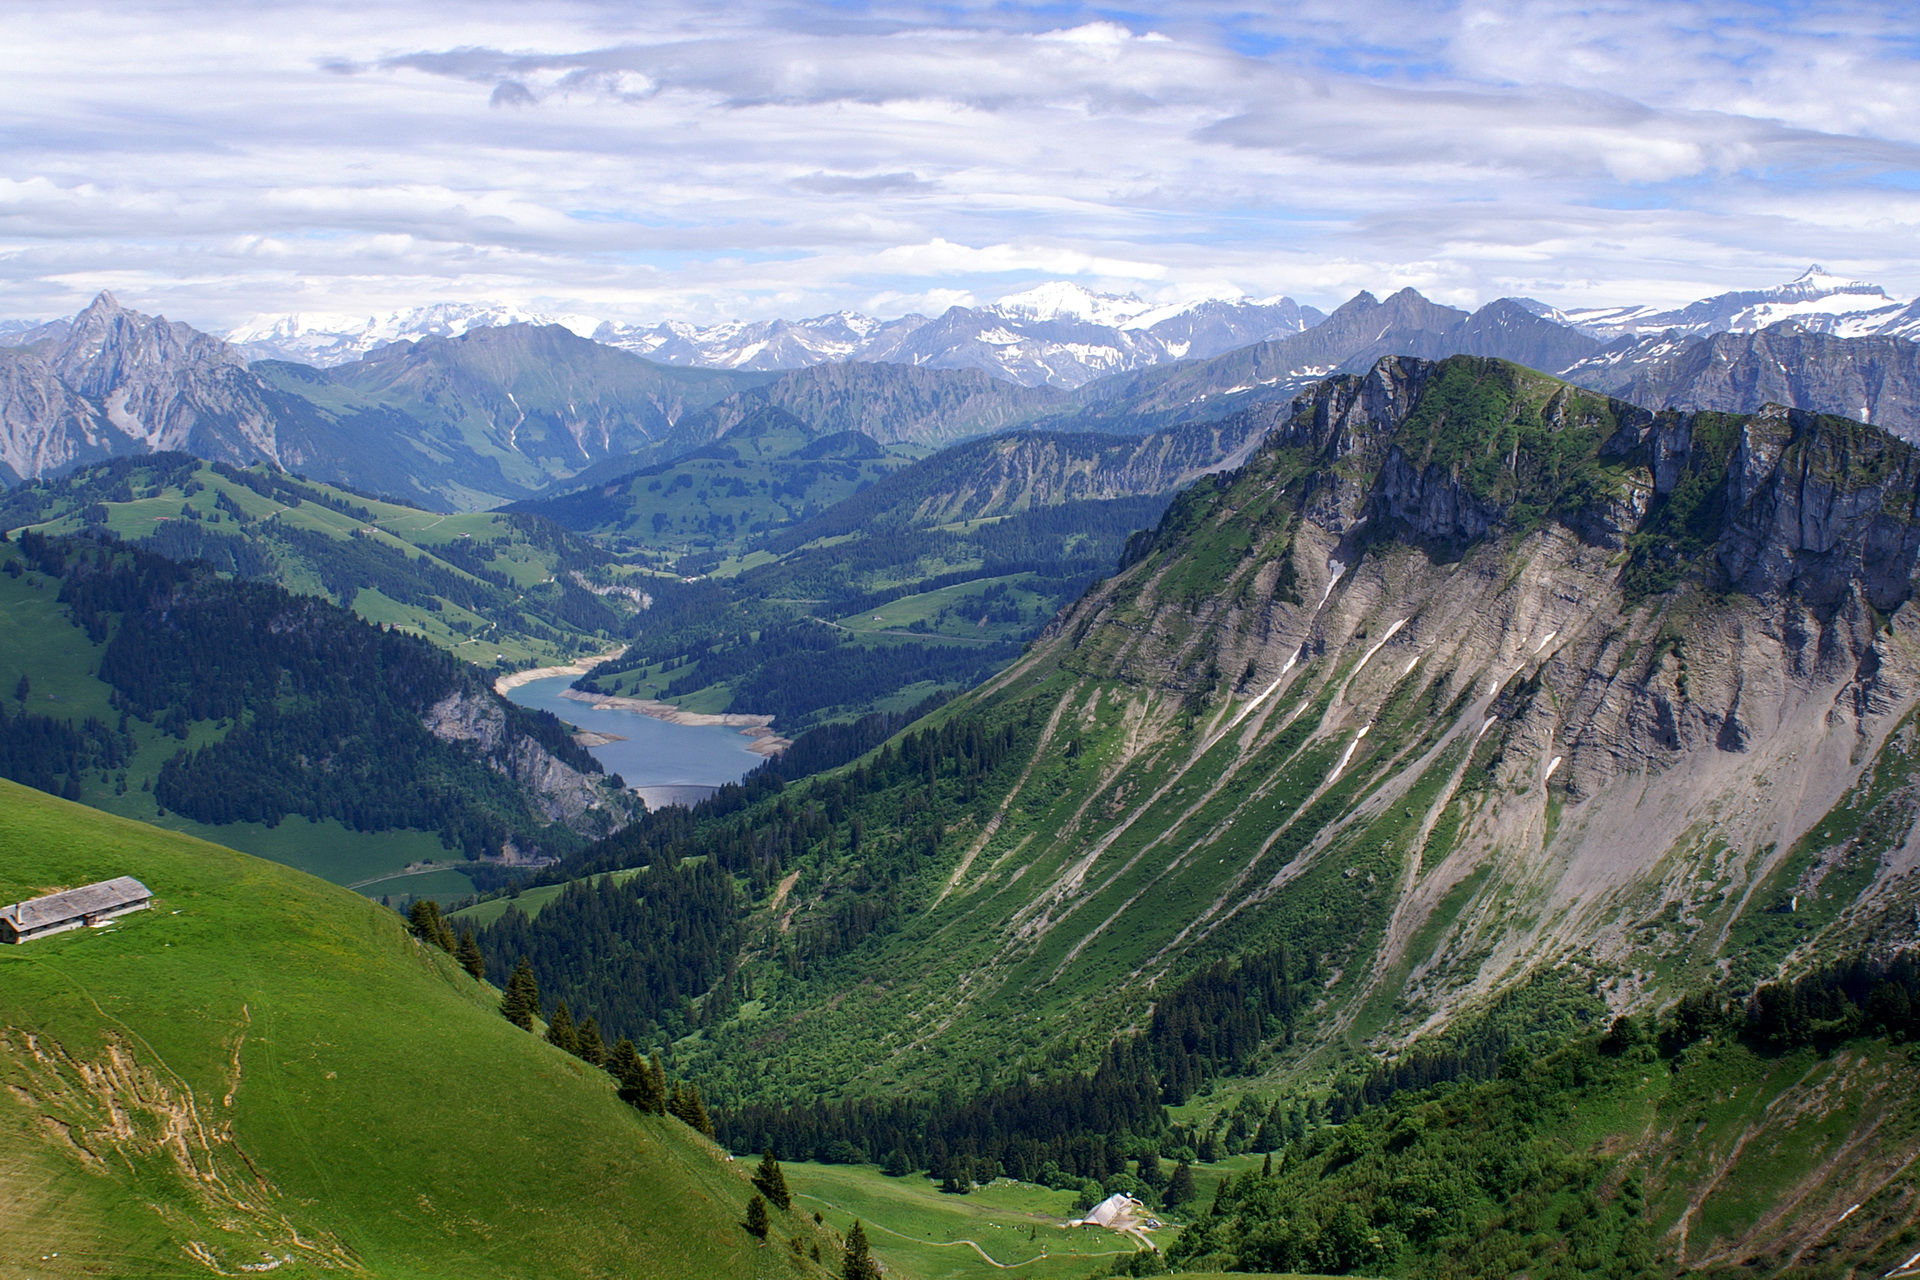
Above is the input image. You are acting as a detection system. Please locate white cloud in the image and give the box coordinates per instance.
[0,0,1915,328]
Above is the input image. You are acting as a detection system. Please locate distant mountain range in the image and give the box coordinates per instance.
[1542,266,1920,340]
[223,282,1328,390]
[207,267,1920,389]
[6,268,1920,507]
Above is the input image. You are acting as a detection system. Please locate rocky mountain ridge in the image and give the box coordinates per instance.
[1556,265,1920,340]
[11,279,1920,508]
[698,354,1920,1110]
[1562,321,1920,433]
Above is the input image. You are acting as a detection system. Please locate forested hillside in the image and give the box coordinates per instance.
[0,452,644,668]
[0,530,629,892]
[439,354,1920,1277]
[509,406,922,561]
[564,416,1279,728]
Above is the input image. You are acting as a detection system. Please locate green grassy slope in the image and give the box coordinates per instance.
[254,328,771,509]
[0,779,825,1280]
[783,1162,1156,1280]
[0,454,644,669]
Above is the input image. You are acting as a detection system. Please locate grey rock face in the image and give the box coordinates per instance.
[422,689,622,829]
[0,292,292,485]
[49,293,283,464]
[0,347,112,484]
[1564,322,1920,441]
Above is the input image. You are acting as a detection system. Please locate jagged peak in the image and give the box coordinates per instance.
[76,290,128,318]
[1768,265,1888,301]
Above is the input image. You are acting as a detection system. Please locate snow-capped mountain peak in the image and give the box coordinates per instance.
[1560,266,1912,342]
[229,302,600,365]
[1770,265,1888,302]
[986,282,1158,327]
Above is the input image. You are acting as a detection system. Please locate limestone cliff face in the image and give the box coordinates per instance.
[901,409,1285,526]
[49,293,285,466]
[422,689,624,830]
[0,293,295,483]
[0,347,112,483]
[1569,322,1920,440]
[884,354,1920,1075]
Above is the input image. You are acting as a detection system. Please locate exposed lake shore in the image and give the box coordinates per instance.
[560,689,792,757]
[492,650,626,695]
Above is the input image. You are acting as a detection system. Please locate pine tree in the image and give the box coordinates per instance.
[1260,1152,1272,1178]
[14,674,28,704]
[754,1148,792,1211]
[615,1044,664,1114]
[546,1001,579,1054]
[669,1082,714,1136]
[1166,1160,1196,1207]
[501,957,538,1030]
[843,1220,879,1280]
[744,1193,769,1240]
[1137,1149,1164,1190]
[455,928,485,980]
[575,1016,607,1067]
[408,898,455,952]
[648,1052,669,1115]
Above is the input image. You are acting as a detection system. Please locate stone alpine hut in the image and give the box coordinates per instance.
[0,876,152,943]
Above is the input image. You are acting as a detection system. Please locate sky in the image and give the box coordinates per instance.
[2,0,1917,330]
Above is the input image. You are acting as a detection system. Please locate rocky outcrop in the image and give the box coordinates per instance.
[0,293,297,484]
[0,347,113,483]
[912,354,1920,1074]
[1566,322,1920,440]
[422,689,618,828]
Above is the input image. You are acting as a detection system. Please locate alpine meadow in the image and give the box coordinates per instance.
[5,3,1920,1278]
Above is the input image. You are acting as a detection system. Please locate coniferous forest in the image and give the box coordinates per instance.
[3,530,610,857]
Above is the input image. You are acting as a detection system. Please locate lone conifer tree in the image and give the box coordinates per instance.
[1166,1160,1197,1208]
[501,957,539,1030]
[843,1220,879,1280]
[754,1148,792,1210]
[607,1037,641,1081]
[455,928,485,980]
[545,1001,579,1054]
[575,1015,607,1067]
[744,1193,769,1240]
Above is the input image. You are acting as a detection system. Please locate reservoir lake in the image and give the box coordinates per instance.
[503,676,765,790]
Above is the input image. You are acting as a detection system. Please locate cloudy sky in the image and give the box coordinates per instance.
[2,0,1917,329]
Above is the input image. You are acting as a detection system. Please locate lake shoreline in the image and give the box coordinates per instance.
[560,689,792,757]
[492,650,626,695]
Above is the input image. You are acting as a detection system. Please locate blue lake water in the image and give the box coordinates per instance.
[503,676,764,789]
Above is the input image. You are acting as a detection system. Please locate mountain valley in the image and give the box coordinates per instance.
[7,283,1920,1280]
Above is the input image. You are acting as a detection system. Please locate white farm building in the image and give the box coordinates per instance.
[0,876,151,943]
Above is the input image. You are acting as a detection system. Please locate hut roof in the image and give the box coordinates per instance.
[1080,1194,1140,1228]
[0,876,151,930]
